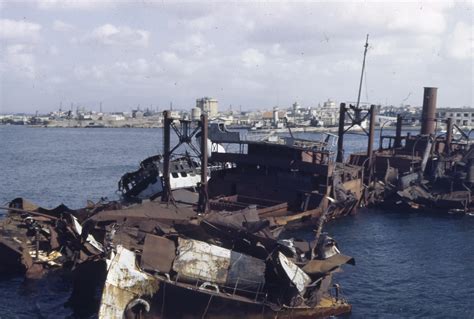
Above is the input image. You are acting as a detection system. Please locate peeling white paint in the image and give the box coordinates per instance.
[98,245,159,319]
[71,215,104,252]
[278,252,311,293]
[172,238,231,284]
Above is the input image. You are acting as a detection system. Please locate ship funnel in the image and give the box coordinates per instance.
[420,87,437,135]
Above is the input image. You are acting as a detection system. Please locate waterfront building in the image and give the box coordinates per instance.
[196,97,218,118]
[311,99,339,127]
[436,107,474,128]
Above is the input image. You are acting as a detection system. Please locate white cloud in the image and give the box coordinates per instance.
[0,19,41,41]
[386,6,447,34]
[47,75,65,84]
[0,1,472,112]
[84,24,150,47]
[72,58,164,85]
[73,65,105,80]
[49,45,59,55]
[187,15,217,31]
[332,59,361,73]
[36,0,112,10]
[446,22,474,60]
[160,51,180,65]
[270,43,286,57]
[113,58,162,79]
[2,44,37,79]
[171,33,215,57]
[158,51,199,75]
[370,39,393,57]
[241,48,265,68]
[52,20,74,32]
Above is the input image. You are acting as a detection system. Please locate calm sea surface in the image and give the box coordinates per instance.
[1,125,473,318]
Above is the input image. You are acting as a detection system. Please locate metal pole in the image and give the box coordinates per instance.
[199,114,209,213]
[367,105,376,181]
[162,111,171,203]
[356,34,369,109]
[336,103,346,163]
[420,136,433,173]
[394,114,403,148]
[446,117,453,155]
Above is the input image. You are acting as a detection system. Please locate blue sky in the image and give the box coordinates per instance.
[0,0,472,113]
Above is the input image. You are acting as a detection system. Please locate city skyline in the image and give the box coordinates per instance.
[0,1,472,113]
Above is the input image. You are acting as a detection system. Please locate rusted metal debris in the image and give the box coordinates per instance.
[1,85,470,317]
[0,198,118,278]
[87,199,354,318]
[348,87,473,214]
[118,113,365,226]
[0,112,365,318]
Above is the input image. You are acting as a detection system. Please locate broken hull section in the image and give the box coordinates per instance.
[143,281,351,319]
[118,155,214,202]
[350,145,474,214]
[208,142,363,227]
[0,198,111,277]
[97,243,352,319]
[348,88,473,215]
[0,237,32,274]
[92,208,355,319]
[98,246,159,318]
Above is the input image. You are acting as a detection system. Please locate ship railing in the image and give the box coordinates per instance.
[174,270,267,303]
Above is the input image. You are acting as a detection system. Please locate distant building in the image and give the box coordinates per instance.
[132,110,144,119]
[191,107,202,121]
[196,97,218,118]
[273,107,279,124]
[311,99,339,127]
[323,100,337,109]
[262,110,286,122]
[105,114,125,121]
[436,107,474,127]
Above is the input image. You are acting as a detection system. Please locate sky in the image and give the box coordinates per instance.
[0,0,472,113]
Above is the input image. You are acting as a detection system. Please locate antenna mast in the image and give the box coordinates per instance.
[356,34,369,108]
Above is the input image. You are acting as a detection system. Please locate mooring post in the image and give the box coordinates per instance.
[162,110,171,203]
[199,114,209,213]
[367,105,376,182]
[446,117,453,155]
[336,103,346,163]
[394,114,403,148]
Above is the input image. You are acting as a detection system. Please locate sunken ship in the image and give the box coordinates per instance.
[0,112,361,318]
[2,86,469,318]
[348,87,473,214]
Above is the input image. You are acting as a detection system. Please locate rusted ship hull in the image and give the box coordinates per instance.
[95,223,354,319]
[0,237,32,274]
[205,124,364,227]
[349,87,473,215]
[137,281,351,319]
[1,112,357,319]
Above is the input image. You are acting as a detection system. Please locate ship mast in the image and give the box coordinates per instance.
[356,34,369,108]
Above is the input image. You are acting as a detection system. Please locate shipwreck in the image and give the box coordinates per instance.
[347,87,473,214]
[0,111,359,318]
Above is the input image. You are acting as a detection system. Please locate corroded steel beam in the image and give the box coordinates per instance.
[446,117,453,155]
[199,113,209,213]
[162,110,172,202]
[336,103,346,163]
[394,114,403,148]
[420,87,437,135]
